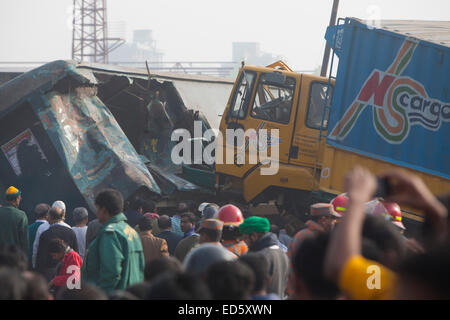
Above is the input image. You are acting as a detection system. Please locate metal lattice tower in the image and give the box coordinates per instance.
[72,0,124,63]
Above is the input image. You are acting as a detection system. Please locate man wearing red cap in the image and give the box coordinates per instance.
[0,186,29,254]
[330,194,349,217]
[383,202,406,232]
[217,204,248,256]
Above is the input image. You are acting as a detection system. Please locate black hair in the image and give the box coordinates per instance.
[0,267,27,300]
[144,256,183,282]
[362,214,406,269]
[95,189,124,216]
[0,244,28,272]
[397,240,450,299]
[145,272,211,300]
[292,232,340,299]
[205,261,255,300]
[48,238,67,254]
[186,200,198,212]
[181,212,196,224]
[138,216,153,232]
[129,198,145,211]
[199,228,222,242]
[158,215,172,230]
[270,224,281,238]
[221,225,241,241]
[49,207,64,221]
[142,199,156,213]
[177,202,189,214]
[239,253,270,293]
[34,203,50,219]
[55,283,107,300]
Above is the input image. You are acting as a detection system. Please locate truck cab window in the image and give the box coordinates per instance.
[306,82,333,130]
[250,74,295,124]
[228,71,256,119]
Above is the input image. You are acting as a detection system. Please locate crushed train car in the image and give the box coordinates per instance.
[0,60,234,222]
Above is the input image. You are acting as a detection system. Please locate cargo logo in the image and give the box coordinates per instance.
[330,40,450,144]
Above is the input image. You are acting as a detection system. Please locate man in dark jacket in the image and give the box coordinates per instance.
[28,203,50,264]
[86,218,102,248]
[155,215,183,255]
[0,187,29,255]
[82,189,145,294]
[174,212,199,262]
[35,207,79,280]
[123,198,145,228]
[239,216,289,299]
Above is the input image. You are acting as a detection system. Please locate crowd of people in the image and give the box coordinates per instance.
[0,167,449,300]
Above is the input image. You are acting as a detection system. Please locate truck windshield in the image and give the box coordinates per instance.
[250,73,296,124]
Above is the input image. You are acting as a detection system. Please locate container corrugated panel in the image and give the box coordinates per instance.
[325,18,450,179]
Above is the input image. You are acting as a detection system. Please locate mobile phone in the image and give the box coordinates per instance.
[374,177,392,199]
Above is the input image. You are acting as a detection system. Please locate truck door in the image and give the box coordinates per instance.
[217,69,300,178]
[289,75,333,168]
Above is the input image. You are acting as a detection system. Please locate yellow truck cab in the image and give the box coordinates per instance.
[215,62,333,215]
[214,18,450,235]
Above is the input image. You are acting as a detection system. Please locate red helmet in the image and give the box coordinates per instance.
[383,202,406,230]
[217,204,244,226]
[330,194,349,216]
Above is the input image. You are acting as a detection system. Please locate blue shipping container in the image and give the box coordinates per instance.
[325,18,450,179]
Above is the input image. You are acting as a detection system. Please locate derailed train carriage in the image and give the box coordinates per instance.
[0,60,233,224]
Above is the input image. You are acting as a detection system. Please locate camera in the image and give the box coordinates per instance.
[374,177,392,199]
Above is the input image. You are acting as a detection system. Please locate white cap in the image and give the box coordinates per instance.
[52,200,66,212]
[198,202,211,213]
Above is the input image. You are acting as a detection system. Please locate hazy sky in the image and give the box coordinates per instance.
[1,0,449,71]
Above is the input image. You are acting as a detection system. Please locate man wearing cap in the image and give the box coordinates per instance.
[0,186,29,254]
[217,204,248,257]
[198,203,220,220]
[239,216,289,299]
[198,219,225,247]
[71,207,89,261]
[35,206,79,280]
[289,203,341,256]
[286,203,341,297]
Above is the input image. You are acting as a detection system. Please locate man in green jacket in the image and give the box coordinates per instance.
[82,189,145,294]
[0,186,28,255]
